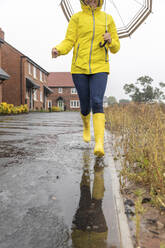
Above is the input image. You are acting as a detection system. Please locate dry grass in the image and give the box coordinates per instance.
[105,102,165,209]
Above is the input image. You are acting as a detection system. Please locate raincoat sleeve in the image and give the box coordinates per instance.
[55,14,77,55]
[108,15,120,54]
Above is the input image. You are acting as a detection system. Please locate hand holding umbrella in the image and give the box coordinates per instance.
[100,31,112,47]
[103,32,111,44]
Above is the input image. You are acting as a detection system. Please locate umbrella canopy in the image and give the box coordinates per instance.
[60,0,152,38]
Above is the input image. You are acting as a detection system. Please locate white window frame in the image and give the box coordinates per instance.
[40,71,43,82]
[43,74,46,82]
[40,91,43,102]
[33,66,37,79]
[70,100,80,108]
[26,89,29,99]
[58,88,63,94]
[34,89,37,101]
[71,88,77,94]
[48,100,52,108]
[28,63,32,75]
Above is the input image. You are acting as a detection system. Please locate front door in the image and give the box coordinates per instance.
[57,99,64,110]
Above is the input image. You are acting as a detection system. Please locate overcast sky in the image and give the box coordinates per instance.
[0,0,165,101]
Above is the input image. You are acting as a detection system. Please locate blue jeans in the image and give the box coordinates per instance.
[72,73,108,116]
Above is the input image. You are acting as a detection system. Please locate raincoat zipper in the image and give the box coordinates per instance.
[75,43,80,63]
[89,10,95,74]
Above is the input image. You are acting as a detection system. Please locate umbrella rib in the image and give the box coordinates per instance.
[120,0,147,31]
[132,0,145,7]
[108,0,126,27]
[60,0,71,21]
[64,0,72,17]
[60,0,152,38]
[66,0,74,15]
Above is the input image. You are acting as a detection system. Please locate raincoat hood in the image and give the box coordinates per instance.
[80,0,104,12]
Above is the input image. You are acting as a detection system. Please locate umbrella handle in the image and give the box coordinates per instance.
[99,40,108,48]
[99,30,108,48]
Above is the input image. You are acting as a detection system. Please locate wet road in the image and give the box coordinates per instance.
[0,112,121,248]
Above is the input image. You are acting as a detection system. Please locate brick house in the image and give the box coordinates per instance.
[47,72,80,111]
[0,28,52,110]
[0,31,10,103]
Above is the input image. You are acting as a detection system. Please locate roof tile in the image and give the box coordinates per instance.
[48,72,74,87]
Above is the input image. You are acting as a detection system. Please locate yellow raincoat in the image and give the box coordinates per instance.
[55,0,120,74]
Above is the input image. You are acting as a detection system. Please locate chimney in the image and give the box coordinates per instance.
[0,28,5,40]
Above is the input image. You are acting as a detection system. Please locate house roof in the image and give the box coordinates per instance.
[47,72,74,87]
[3,41,49,75]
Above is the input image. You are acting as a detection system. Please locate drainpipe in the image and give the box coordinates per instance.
[20,56,25,105]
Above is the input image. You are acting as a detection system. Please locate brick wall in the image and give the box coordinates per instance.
[0,45,2,67]
[24,61,50,110]
[1,41,50,110]
[0,28,51,108]
[0,28,4,40]
[1,43,21,106]
[0,41,2,102]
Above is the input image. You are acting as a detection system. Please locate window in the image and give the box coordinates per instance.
[26,89,29,99]
[40,71,43,82]
[33,66,37,79]
[40,91,43,102]
[43,74,46,82]
[28,63,32,75]
[58,88,63,93]
[70,100,80,108]
[48,100,52,108]
[71,88,77,94]
[34,89,37,101]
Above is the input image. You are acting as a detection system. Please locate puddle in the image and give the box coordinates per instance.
[0,113,121,248]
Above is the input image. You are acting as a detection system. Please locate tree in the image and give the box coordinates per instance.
[107,96,117,105]
[119,99,130,104]
[123,76,165,102]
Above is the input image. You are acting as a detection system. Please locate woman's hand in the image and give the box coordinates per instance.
[103,32,112,44]
[52,48,59,58]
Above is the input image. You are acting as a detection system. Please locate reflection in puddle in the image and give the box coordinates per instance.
[0,114,120,248]
[71,150,108,248]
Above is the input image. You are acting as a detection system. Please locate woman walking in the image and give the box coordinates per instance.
[52,0,120,157]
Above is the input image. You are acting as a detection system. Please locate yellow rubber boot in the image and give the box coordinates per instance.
[81,113,91,142]
[93,113,105,157]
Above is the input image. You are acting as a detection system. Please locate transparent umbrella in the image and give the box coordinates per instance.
[60,0,152,38]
